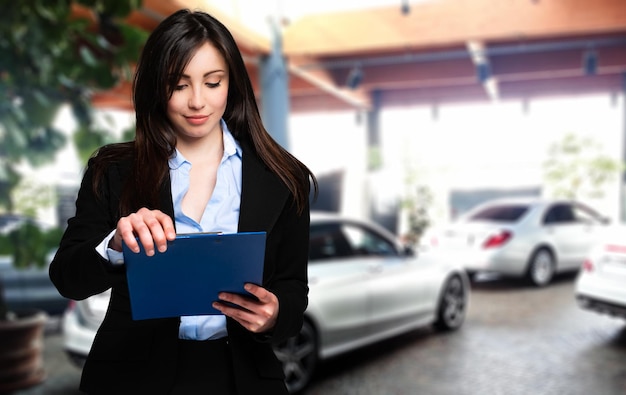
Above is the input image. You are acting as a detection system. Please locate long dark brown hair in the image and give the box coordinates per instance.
[91,9,317,216]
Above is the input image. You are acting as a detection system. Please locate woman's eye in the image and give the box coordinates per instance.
[174,84,186,91]
[206,81,221,88]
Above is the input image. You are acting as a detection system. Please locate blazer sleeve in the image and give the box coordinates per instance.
[262,195,310,344]
[49,159,127,300]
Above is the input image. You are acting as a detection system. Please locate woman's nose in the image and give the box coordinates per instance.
[188,89,205,109]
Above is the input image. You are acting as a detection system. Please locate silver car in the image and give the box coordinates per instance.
[62,212,469,393]
[420,197,609,286]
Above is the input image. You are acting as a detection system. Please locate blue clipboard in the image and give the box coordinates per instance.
[123,231,266,320]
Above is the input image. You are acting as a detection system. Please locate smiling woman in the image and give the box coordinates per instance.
[166,42,229,144]
[49,8,317,395]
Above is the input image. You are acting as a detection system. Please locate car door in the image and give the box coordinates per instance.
[306,222,370,350]
[570,203,606,266]
[543,203,600,270]
[339,222,425,336]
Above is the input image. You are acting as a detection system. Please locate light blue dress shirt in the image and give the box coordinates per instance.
[172,121,242,340]
[98,120,242,341]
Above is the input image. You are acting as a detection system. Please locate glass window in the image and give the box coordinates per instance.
[543,204,575,224]
[341,223,398,257]
[308,222,399,261]
[468,205,528,222]
[308,223,354,261]
[572,203,603,224]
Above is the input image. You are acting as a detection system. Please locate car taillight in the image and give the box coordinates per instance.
[66,299,76,311]
[582,258,594,272]
[430,236,438,247]
[482,230,512,249]
[605,244,626,254]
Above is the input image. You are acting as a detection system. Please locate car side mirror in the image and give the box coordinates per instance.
[403,245,416,257]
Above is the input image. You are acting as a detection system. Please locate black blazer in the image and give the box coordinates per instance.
[50,141,310,394]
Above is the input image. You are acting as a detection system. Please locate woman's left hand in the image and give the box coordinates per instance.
[213,283,279,334]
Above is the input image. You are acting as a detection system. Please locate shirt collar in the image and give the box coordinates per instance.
[222,120,242,160]
[168,119,242,170]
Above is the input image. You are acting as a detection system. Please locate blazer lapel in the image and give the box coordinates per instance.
[238,143,289,233]
[159,175,175,219]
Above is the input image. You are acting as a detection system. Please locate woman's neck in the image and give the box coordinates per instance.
[176,130,224,164]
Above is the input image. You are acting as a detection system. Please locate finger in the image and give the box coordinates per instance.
[217,293,256,312]
[147,210,175,253]
[134,209,176,256]
[127,212,157,256]
[243,283,270,302]
[157,211,177,240]
[217,291,278,328]
[213,302,264,332]
[116,217,139,253]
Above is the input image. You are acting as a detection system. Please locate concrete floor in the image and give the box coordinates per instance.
[11,273,626,395]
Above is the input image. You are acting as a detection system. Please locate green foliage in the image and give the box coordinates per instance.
[401,185,433,245]
[367,146,383,171]
[121,124,137,142]
[0,166,19,211]
[543,133,625,200]
[73,123,115,164]
[0,222,64,269]
[0,0,146,211]
[0,0,144,318]
[12,179,57,218]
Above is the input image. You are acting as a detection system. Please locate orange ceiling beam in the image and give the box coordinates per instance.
[283,0,626,56]
[91,0,626,112]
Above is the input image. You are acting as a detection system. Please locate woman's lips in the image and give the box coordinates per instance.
[186,115,209,125]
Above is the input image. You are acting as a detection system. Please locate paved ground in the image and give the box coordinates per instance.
[11,272,626,394]
[304,273,626,395]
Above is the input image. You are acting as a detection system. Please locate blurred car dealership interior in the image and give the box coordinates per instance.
[3,1,626,394]
[10,0,626,246]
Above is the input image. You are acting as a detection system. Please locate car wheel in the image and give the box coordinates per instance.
[526,248,555,287]
[434,275,466,331]
[273,319,318,394]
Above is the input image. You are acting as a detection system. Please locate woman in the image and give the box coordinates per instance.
[50,9,317,394]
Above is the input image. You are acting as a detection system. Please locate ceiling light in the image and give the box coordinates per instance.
[476,63,491,84]
[401,0,410,15]
[583,49,597,75]
[346,65,364,90]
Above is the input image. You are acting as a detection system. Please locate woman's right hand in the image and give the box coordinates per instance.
[108,208,176,256]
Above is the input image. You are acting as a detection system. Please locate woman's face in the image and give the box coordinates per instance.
[167,42,229,142]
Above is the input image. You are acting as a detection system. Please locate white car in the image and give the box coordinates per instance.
[420,197,609,286]
[62,212,469,393]
[575,225,626,320]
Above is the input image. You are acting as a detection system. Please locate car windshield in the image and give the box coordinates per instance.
[467,204,528,222]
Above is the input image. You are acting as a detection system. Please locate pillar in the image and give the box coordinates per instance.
[259,21,290,150]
